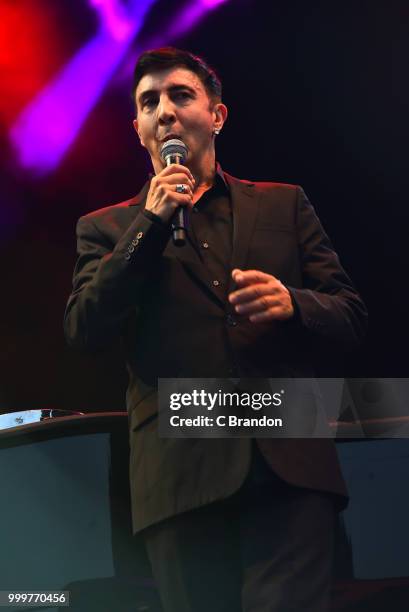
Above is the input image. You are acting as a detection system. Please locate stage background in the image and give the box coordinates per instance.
[1,0,407,413]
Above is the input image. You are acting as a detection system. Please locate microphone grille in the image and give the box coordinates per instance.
[160,139,188,164]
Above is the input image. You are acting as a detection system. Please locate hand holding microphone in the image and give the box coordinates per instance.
[145,139,194,246]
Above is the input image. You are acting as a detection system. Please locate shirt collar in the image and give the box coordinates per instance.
[215,162,229,190]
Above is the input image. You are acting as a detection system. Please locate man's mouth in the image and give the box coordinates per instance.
[159,133,182,143]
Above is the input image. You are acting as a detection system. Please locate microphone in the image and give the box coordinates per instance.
[160,138,189,247]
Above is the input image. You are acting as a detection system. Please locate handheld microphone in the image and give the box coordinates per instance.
[160,138,189,247]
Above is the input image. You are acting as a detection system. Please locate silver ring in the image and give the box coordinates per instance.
[175,184,188,194]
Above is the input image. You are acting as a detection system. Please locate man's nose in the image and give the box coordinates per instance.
[157,96,176,125]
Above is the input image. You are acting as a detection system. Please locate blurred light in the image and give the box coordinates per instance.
[200,0,227,6]
[154,0,229,44]
[88,0,134,41]
[10,0,230,175]
[11,36,130,172]
[10,0,157,174]
[0,2,63,125]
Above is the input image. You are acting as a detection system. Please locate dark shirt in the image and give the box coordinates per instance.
[188,168,232,297]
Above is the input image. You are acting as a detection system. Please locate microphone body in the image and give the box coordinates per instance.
[160,139,189,247]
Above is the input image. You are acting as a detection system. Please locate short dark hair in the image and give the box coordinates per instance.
[131,47,222,113]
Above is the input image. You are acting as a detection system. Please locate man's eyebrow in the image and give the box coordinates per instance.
[167,84,196,95]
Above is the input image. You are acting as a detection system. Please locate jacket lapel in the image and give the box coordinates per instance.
[225,172,260,295]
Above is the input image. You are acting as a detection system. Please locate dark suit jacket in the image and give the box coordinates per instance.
[64,171,367,533]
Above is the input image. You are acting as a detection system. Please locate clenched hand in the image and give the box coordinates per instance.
[145,163,195,223]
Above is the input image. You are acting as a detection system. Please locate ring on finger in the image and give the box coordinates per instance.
[175,184,188,194]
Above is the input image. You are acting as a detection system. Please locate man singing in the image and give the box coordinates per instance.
[64,47,367,611]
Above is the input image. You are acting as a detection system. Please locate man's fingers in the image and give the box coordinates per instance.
[228,268,294,322]
[229,282,279,305]
[155,172,195,192]
[234,295,281,315]
[146,165,196,219]
[162,182,193,198]
[163,187,194,209]
[160,163,194,181]
[231,268,275,287]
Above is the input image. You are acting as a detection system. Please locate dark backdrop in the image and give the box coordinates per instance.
[1,0,407,413]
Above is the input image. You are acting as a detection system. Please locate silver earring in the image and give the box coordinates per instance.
[214,128,220,135]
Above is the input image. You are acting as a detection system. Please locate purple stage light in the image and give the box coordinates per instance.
[201,0,227,6]
[89,0,134,41]
[11,35,130,173]
[10,0,229,175]
[10,0,157,175]
[168,0,229,40]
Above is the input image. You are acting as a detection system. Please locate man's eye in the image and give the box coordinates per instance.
[143,98,157,108]
[175,92,191,100]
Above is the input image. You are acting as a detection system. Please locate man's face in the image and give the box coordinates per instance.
[133,67,226,172]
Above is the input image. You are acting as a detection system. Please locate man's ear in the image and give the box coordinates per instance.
[133,118,145,147]
[213,103,228,133]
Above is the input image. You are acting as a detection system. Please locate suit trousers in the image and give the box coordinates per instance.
[142,443,336,612]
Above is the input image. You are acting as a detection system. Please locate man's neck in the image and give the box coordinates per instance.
[190,152,217,193]
[190,165,215,204]
[193,166,214,186]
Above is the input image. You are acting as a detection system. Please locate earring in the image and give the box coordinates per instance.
[214,128,220,135]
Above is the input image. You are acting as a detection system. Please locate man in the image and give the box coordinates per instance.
[64,48,367,611]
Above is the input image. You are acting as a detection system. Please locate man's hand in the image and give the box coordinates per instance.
[145,164,195,223]
[228,269,294,322]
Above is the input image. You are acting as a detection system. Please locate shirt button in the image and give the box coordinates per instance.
[193,207,198,213]
[226,314,237,327]
[212,280,220,287]
[202,242,209,249]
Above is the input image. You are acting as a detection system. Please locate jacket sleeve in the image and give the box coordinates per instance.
[64,210,170,351]
[286,187,368,350]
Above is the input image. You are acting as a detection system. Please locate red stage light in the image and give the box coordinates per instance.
[0,1,63,125]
